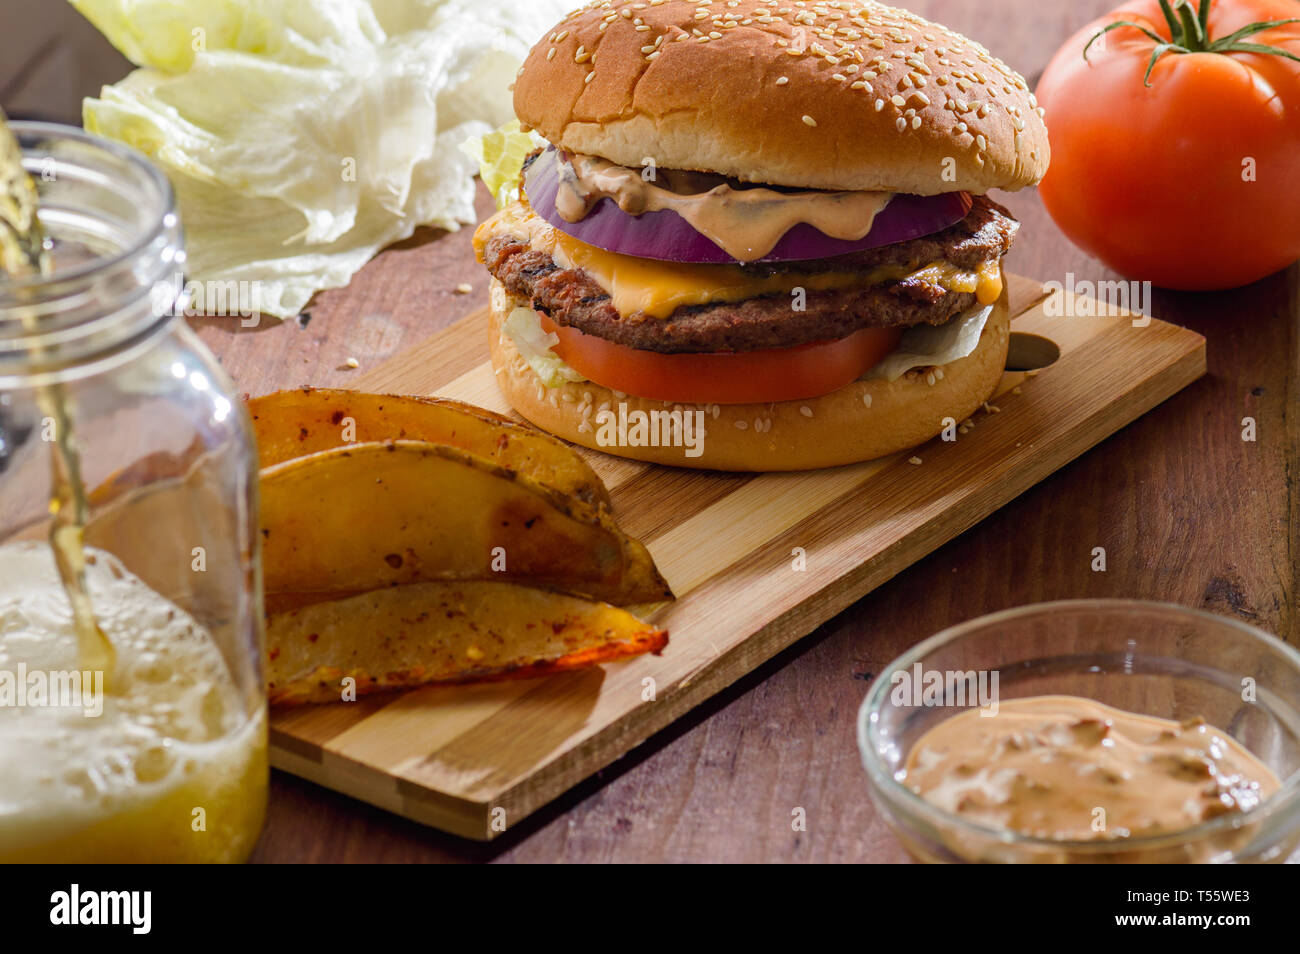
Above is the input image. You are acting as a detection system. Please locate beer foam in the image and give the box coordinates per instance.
[0,542,265,861]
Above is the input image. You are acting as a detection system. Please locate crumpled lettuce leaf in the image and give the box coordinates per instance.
[73,0,570,319]
[460,119,544,209]
[504,304,585,388]
[867,302,994,382]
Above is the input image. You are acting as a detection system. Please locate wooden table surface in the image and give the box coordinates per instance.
[5,0,1297,863]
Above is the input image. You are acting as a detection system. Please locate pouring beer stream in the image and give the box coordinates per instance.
[0,109,116,687]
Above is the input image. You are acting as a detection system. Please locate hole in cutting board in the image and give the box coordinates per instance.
[1005,332,1061,372]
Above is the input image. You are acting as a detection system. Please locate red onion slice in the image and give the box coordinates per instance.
[523,147,972,264]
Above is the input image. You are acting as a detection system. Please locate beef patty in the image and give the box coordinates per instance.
[481,195,1018,354]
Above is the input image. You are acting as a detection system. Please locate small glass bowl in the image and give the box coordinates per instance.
[857,600,1300,863]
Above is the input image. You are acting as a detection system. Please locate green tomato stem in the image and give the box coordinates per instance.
[1083,0,1300,84]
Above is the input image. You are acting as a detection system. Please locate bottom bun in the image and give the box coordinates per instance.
[487,279,1010,471]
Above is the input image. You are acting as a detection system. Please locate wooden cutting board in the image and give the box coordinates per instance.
[268,273,1206,840]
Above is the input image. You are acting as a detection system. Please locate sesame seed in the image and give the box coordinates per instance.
[909,456,923,465]
[875,98,885,111]
[800,406,813,417]
[345,357,359,369]
[454,283,472,294]
[776,76,789,85]
[890,94,905,106]
[862,393,873,408]
[584,71,594,83]
[802,115,817,127]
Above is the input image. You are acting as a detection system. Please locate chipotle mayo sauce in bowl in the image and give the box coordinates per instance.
[857,601,1300,863]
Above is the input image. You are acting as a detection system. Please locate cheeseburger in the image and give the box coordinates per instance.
[474,0,1048,471]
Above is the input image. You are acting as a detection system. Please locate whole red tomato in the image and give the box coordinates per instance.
[1036,0,1300,290]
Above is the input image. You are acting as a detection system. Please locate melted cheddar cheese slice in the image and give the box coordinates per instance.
[475,204,1003,320]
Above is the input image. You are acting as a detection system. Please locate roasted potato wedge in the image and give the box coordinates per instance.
[247,388,610,512]
[266,581,667,705]
[259,440,672,604]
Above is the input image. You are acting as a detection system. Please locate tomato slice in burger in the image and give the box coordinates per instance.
[539,313,902,405]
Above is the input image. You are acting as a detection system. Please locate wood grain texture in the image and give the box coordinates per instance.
[268,280,1206,839]
[6,0,1295,863]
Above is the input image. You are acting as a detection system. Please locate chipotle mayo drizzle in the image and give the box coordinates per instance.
[553,152,894,263]
[902,696,1280,842]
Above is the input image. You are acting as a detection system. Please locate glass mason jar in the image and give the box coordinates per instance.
[0,123,266,862]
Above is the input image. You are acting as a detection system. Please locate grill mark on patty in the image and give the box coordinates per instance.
[482,195,1018,354]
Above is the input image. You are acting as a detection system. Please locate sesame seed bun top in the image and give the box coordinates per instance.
[514,0,1049,196]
